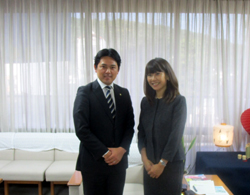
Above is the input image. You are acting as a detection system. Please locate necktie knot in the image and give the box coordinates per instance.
[105,86,111,90]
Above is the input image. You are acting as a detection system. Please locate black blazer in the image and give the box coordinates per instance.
[73,80,134,174]
[138,95,187,163]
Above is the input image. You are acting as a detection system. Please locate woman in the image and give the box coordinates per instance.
[138,58,187,195]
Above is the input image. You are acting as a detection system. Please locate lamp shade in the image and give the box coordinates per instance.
[213,124,234,147]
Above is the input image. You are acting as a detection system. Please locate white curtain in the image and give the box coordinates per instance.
[1,0,250,171]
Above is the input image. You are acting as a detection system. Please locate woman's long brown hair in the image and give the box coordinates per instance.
[144,58,180,105]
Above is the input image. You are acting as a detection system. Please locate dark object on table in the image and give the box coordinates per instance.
[184,190,195,195]
[182,183,187,192]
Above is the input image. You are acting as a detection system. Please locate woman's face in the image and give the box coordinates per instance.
[147,71,167,94]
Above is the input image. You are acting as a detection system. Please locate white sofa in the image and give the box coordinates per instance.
[1,149,54,195]
[0,149,14,172]
[68,165,144,195]
[44,133,79,195]
[45,150,78,195]
[124,165,144,195]
[0,132,143,195]
[0,132,79,195]
[0,133,15,171]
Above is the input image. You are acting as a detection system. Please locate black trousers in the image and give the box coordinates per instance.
[143,160,184,195]
[81,170,126,195]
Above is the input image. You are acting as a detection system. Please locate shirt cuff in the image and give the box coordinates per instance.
[102,150,109,158]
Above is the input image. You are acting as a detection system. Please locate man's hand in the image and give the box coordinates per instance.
[104,147,126,166]
[147,163,165,179]
[103,150,112,160]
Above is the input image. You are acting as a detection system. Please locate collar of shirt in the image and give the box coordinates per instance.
[97,77,114,90]
[96,78,116,108]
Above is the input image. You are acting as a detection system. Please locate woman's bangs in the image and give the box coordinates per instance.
[146,62,163,74]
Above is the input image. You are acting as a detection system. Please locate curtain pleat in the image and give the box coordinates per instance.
[0,0,250,171]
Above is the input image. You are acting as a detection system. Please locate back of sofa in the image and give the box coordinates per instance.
[12,133,55,161]
[53,133,79,161]
[15,149,54,161]
[0,149,14,160]
[55,149,78,161]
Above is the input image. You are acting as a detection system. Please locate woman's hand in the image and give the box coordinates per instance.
[140,147,153,171]
[147,163,165,179]
[143,159,153,172]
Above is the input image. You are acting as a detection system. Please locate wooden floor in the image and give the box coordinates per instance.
[0,181,68,195]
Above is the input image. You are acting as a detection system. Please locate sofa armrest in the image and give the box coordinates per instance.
[68,171,82,186]
[67,171,83,195]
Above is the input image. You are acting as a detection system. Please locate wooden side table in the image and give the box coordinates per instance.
[182,174,233,195]
[195,151,250,194]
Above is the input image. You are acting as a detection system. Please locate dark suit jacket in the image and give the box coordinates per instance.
[73,80,134,174]
[138,95,187,163]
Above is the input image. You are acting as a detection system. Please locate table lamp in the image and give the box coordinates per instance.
[213,123,234,147]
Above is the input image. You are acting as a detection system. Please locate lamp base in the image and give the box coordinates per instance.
[215,144,231,147]
[215,147,227,151]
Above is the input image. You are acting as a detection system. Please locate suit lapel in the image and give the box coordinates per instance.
[113,84,123,125]
[92,80,114,123]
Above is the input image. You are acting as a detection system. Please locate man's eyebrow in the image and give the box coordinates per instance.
[100,62,117,67]
[101,63,117,66]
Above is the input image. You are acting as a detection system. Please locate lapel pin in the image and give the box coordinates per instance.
[120,93,122,96]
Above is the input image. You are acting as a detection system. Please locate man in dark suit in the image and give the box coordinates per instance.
[73,48,135,195]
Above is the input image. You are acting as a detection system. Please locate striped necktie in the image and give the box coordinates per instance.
[105,86,116,119]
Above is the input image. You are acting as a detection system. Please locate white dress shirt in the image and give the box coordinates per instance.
[97,78,116,109]
[96,78,116,157]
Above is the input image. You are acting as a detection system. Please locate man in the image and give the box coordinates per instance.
[73,48,135,195]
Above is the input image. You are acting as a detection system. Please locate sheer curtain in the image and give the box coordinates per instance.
[0,0,250,170]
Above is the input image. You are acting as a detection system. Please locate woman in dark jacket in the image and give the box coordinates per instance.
[138,58,187,195]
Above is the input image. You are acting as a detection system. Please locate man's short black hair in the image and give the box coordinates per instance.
[94,48,121,69]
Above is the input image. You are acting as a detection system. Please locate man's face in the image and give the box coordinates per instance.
[94,56,119,85]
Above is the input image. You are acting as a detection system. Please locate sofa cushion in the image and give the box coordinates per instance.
[125,165,143,184]
[0,160,12,169]
[0,160,53,181]
[128,143,143,166]
[45,161,76,181]
[0,149,14,160]
[123,183,144,195]
[123,165,144,195]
